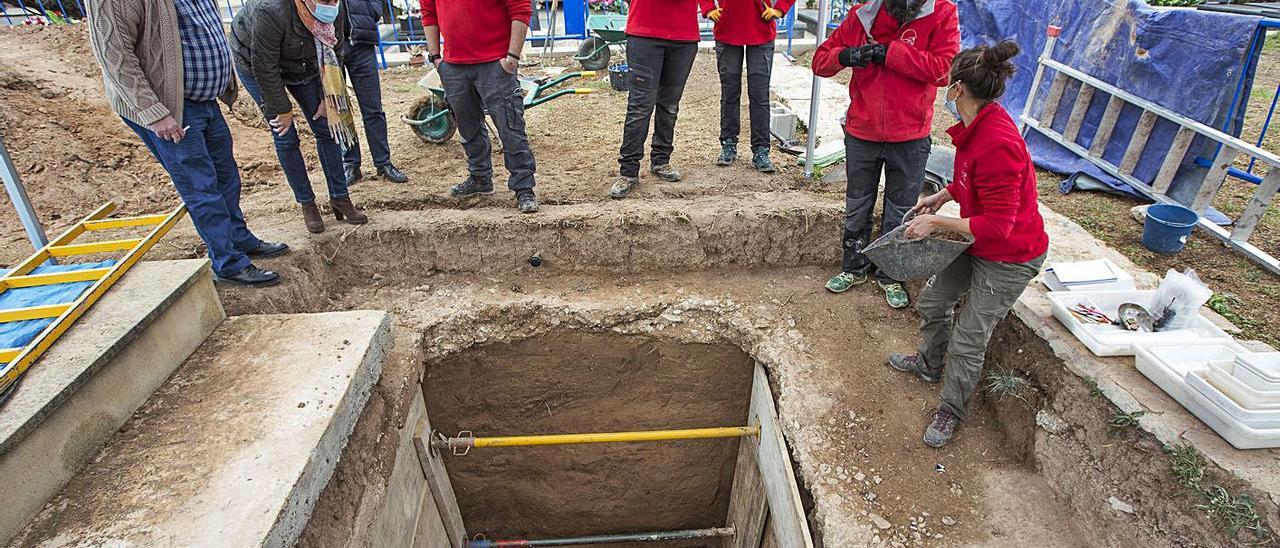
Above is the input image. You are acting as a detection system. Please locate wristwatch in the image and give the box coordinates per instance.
[428,53,442,64]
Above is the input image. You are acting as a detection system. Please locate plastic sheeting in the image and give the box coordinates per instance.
[955,0,1261,211]
[0,261,114,356]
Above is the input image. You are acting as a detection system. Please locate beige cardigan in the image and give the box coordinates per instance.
[86,0,237,127]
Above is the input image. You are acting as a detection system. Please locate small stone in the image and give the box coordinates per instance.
[855,472,866,482]
[874,475,883,484]
[869,513,892,530]
[297,402,306,408]
[819,463,832,474]
[941,516,956,526]
[1108,496,1135,514]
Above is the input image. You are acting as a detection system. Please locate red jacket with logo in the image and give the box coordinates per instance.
[627,0,702,42]
[946,104,1049,263]
[421,0,532,64]
[697,0,796,46]
[812,0,960,143]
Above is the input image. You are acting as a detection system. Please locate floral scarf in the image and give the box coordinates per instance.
[295,0,356,146]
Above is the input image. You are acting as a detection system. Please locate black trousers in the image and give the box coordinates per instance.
[841,134,931,282]
[716,41,774,149]
[618,35,698,178]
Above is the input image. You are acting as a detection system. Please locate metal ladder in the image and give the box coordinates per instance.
[1020,25,1280,276]
[0,202,186,402]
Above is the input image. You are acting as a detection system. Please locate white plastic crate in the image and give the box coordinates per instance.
[1133,340,1247,404]
[1205,361,1280,410]
[1048,290,1230,357]
[1234,352,1280,391]
[1182,381,1280,449]
[1187,370,1280,429]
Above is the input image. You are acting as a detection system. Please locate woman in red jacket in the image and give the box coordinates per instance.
[700,0,795,172]
[887,41,1050,448]
[811,0,960,309]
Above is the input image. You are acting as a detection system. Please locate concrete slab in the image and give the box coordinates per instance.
[11,311,391,548]
[771,53,849,151]
[0,259,223,544]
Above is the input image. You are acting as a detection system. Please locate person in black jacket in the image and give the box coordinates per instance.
[230,0,369,234]
[341,0,408,185]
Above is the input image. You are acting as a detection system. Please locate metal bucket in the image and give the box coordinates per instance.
[862,222,975,281]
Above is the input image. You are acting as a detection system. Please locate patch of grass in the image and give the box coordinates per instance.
[984,370,1034,406]
[1109,410,1146,430]
[1085,377,1104,398]
[1166,443,1207,488]
[1197,486,1272,540]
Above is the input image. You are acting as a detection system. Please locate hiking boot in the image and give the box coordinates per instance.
[716,139,738,166]
[610,176,640,199]
[344,165,362,186]
[516,189,539,213]
[825,271,869,293]
[752,146,776,173]
[217,265,281,288]
[879,280,910,309]
[450,175,495,197]
[888,353,941,383]
[650,164,682,182]
[377,163,409,184]
[924,406,961,448]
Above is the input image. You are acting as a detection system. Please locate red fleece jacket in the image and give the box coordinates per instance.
[812,0,959,143]
[420,0,532,64]
[627,0,701,42]
[946,104,1049,263]
[697,0,796,46]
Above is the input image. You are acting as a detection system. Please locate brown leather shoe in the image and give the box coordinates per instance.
[330,197,368,225]
[301,202,325,234]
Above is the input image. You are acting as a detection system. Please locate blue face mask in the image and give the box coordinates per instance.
[312,2,339,23]
[944,83,962,122]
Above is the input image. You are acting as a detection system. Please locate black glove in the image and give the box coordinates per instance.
[838,44,887,68]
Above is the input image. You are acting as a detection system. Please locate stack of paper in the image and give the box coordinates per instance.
[1044,259,1136,292]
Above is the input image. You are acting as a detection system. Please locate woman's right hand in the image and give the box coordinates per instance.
[911,189,951,216]
[270,111,294,136]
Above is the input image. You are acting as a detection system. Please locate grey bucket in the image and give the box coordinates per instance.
[862,219,975,281]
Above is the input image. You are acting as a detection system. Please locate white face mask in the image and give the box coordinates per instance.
[944,83,961,121]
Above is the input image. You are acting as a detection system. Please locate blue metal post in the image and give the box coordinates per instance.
[1247,81,1280,173]
[2,4,13,25]
[33,0,49,20]
[52,0,68,23]
[223,0,233,20]
[0,131,49,252]
[15,0,30,22]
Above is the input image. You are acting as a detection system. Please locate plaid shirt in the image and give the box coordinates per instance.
[174,0,233,102]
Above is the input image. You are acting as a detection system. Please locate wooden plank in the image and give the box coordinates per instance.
[1062,83,1096,143]
[1231,168,1280,242]
[1191,144,1240,213]
[749,362,814,548]
[1038,73,1070,128]
[414,414,467,548]
[1152,126,1196,194]
[1089,95,1125,158]
[1118,110,1158,175]
[47,238,141,257]
[725,435,768,548]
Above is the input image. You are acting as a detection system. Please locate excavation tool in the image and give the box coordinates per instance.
[575,14,628,71]
[403,71,597,145]
[433,426,759,455]
[0,202,186,404]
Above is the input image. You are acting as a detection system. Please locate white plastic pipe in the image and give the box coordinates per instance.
[804,0,830,178]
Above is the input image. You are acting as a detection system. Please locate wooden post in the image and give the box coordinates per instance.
[1089,95,1125,158]
[748,362,814,548]
[1152,126,1195,195]
[1231,168,1280,242]
[1118,110,1158,175]
[1063,83,1096,143]
[414,414,467,548]
[1191,144,1240,213]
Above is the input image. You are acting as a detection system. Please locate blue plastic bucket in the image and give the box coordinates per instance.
[1142,204,1199,254]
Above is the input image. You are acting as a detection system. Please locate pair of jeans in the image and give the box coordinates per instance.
[341,43,392,170]
[916,253,1046,420]
[716,41,774,150]
[236,66,349,204]
[618,36,698,178]
[438,61,537,191]
[841,134,931,283]
[123,100,261,278]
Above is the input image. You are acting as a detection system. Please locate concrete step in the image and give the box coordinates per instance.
[0,259,223,544]
[12,311,391,548]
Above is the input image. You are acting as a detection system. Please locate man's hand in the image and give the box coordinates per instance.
[838,44,888,68]
[762,7,784,21]
[904,214,941,241]
[149,115,185,143]
[499,56,518,75]
[313,101,328,120]
[270,111,294,136]
[865,43,887,65]
[911,189,950,217]
[707,8,722,22]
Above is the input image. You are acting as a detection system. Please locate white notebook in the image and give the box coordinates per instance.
[1051,259,1118,285]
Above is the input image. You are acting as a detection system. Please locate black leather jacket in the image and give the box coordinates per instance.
[230,0,349,117]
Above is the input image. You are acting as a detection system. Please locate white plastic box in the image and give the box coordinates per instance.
[1181,386,1280,450]
[1187,369,1280,429]
[1134,340,1246,404]
[1234,352,1280,391]
[1048,290,1230,356]
[1205,361,1280,410]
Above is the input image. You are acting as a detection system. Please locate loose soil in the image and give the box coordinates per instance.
[425,332,753,544]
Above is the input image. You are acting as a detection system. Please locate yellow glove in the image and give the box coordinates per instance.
[708,8,722,22]
[762,6,784,20]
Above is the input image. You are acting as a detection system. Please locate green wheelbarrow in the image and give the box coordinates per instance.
[575,14,628,71]
[402,71,598,144]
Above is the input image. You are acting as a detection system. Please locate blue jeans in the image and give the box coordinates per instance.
[124,100,260,278]
[341,44,392,169]
[236,67,349,204]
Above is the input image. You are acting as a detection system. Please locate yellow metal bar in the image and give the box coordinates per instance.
[47,238,142,257]
[1,202,117,280]
[579,71,598,77]
[0,304,72,323]
[83,214,170,231]
[574,88,595,94]
[0,204,187,394]
[0,348,19,363]
[460,426,759,449]
[5,268,111,288]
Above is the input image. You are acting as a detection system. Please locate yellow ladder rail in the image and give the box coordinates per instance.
[0,304,72,323]
[0,202,187,399]
[48,239,143,258]
[82,214,170,231]
[2,268,112,289]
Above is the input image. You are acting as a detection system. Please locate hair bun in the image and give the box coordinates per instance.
[982,40,1021,65]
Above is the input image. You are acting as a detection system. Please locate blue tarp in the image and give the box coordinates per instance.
[0,261,114,355]
[955,0,1262,214]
